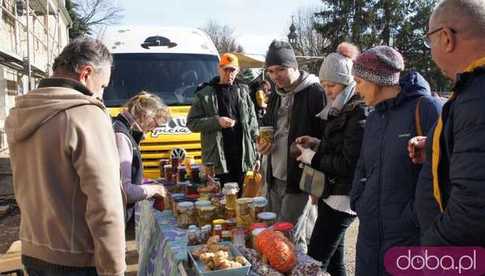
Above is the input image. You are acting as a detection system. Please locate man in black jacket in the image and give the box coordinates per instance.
[414,0,485,246]
[257,40,325,224]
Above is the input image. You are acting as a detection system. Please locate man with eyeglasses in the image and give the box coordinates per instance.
[413,0,485,246]
[187,53,259,193]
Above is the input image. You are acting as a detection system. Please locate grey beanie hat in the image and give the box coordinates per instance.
[319,53,354,85]
[265,40,298,69]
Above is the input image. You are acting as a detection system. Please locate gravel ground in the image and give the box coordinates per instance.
[0,206,20,253]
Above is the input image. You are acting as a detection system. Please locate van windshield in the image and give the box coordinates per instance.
[103,53,219,106]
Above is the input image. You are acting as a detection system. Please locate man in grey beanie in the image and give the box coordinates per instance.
[257,40,326,225]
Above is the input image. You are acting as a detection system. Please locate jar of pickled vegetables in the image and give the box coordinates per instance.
[176,201,194,229]
[198,206,216,227]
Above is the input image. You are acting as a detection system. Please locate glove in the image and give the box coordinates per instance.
[296,144,316,165]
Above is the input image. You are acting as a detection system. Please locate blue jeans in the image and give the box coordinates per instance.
[308,200,355,276]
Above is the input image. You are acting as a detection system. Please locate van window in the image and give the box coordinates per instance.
[104,53,219,106]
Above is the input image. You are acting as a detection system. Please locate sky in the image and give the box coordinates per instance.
[115,0,321,55]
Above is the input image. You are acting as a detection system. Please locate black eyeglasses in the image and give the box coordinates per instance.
[423,27,456,48]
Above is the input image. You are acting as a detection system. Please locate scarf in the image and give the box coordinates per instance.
[316,81,356,120]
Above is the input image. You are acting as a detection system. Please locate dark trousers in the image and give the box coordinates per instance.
[23,255,98,276]
[308,200,355,276]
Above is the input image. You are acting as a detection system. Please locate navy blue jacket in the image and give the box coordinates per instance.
[417,66,485,246]
[350,71,443,276]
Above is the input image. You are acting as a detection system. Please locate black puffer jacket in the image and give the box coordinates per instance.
[310,94,367,197]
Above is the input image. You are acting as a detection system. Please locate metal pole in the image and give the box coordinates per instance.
[26,0,32,90]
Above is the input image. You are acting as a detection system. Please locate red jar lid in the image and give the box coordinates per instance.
[249,223,267,231]
[272,222,294,232]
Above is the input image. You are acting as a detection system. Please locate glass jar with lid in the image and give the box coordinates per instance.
[197,206,216,227]
[250,196,268,221]
[200,224,212,244]
[222,182,239,210]
[236,197,253,228]
[195,200,211,226]
[187,225,200,245]
[176,201,194,228]
[257,212,277,227]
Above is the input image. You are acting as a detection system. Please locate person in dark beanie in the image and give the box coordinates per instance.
[349,46,442,276]
[257,40,325,225]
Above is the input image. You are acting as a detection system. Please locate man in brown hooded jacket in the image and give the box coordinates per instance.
[5,38,126,275]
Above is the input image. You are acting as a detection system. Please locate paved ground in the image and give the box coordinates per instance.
[344,219,358,275]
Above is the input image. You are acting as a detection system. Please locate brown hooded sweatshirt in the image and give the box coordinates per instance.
[5,79,126,275]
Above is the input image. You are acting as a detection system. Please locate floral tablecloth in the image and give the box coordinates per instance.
[135,200,188,276]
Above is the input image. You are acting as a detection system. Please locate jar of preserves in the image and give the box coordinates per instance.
[250,196,268,221]
[197,206,216,227]
[187,225,200,245]
[190,165,201,183]
[176,201,194,229]
[225,207,236,219]
[232,227,245,247]
[204,162,216,180]
[212,219,226,229]
[257,212,277,227]
[213,224,223,239]
[159,159,169,178]
[152,197,164,212]
[221,230,232,242]
[224,218,237,231]
[195,200,211,224]
[164,164,173,183]
[236,198,253,228]
[171,194,186,214]
[222,183,239,210]
[200,224,212,244]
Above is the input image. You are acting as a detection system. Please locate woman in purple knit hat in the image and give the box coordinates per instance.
[350,46,443,276]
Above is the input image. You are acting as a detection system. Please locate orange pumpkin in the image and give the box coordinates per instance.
[254,230,297,273]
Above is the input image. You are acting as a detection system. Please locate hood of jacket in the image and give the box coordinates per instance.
[6,86,105,144]
[376,70,431,112]
[275,70,320,97]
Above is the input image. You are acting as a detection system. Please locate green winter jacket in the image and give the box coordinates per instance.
[186,78,259,174]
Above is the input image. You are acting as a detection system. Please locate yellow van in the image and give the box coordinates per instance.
[101,26,219,179]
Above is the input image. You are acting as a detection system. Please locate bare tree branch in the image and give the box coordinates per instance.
[200,20,244,54]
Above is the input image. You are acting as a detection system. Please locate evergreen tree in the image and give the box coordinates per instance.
[314,0,451,91]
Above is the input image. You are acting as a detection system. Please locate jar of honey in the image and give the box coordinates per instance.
[222,182,239,210]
